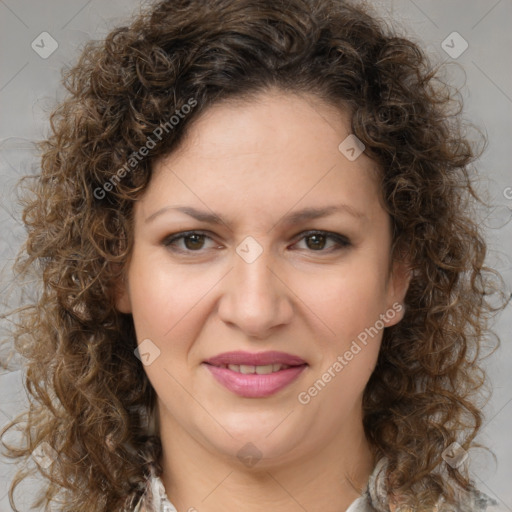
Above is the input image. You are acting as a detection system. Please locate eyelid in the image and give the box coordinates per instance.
[292,229,351,247]
[162,230,218,249]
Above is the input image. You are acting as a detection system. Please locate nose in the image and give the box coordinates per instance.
[217,239,294,338]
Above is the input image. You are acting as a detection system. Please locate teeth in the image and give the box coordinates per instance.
[256,364,274,374]
[225,363,292,374]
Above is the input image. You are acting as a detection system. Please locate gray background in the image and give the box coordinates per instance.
[0,1,511,510]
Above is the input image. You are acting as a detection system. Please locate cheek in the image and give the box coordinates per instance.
[292,261,389,342]
[301,269,386,411]
[126,247,217,339]
[126,257,212,386]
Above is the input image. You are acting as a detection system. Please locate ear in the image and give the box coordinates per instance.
[114,272,132,314]
[384,255,412,327]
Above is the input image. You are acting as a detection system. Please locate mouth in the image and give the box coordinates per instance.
[202,351,308,398]
[206,363,302,374]
[203,350,307,368]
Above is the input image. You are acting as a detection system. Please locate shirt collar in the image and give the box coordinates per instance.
[132,456,499,512]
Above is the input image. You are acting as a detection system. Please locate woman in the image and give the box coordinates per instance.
[0,0,505,510]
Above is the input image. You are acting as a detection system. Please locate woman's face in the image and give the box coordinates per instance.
[116,89,409,468]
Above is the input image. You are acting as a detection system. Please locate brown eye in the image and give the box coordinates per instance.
[305,233,327,250]
[293,230,351,252]
[162,231,215,252]
[183,233,206,250]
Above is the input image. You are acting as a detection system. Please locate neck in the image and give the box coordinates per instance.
[158,406,375,512]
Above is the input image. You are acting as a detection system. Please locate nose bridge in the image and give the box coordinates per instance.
[218,235,292,336]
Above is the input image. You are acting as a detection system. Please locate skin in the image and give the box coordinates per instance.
[116,88,410,512]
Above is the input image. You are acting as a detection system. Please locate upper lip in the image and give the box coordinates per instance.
[204,351,307,367]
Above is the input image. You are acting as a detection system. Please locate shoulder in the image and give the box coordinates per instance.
[365,457,502,512]
[132,474,177,512]
[133,460,502,512]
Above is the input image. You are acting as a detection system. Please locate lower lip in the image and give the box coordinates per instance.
[204,363,307,398]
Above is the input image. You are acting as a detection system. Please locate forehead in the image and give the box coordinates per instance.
[166,89,357,165]
[140,90,384,224]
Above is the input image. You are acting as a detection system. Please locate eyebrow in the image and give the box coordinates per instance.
[145,204,366,227]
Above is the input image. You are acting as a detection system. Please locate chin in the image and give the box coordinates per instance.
[202,428,305,470]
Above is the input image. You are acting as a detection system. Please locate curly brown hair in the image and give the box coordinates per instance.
[0,0,503,510]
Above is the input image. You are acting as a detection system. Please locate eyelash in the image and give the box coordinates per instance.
[161,230,351,255]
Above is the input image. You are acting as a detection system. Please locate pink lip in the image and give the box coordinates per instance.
[204,363,307,398]
[203,351,308,398]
